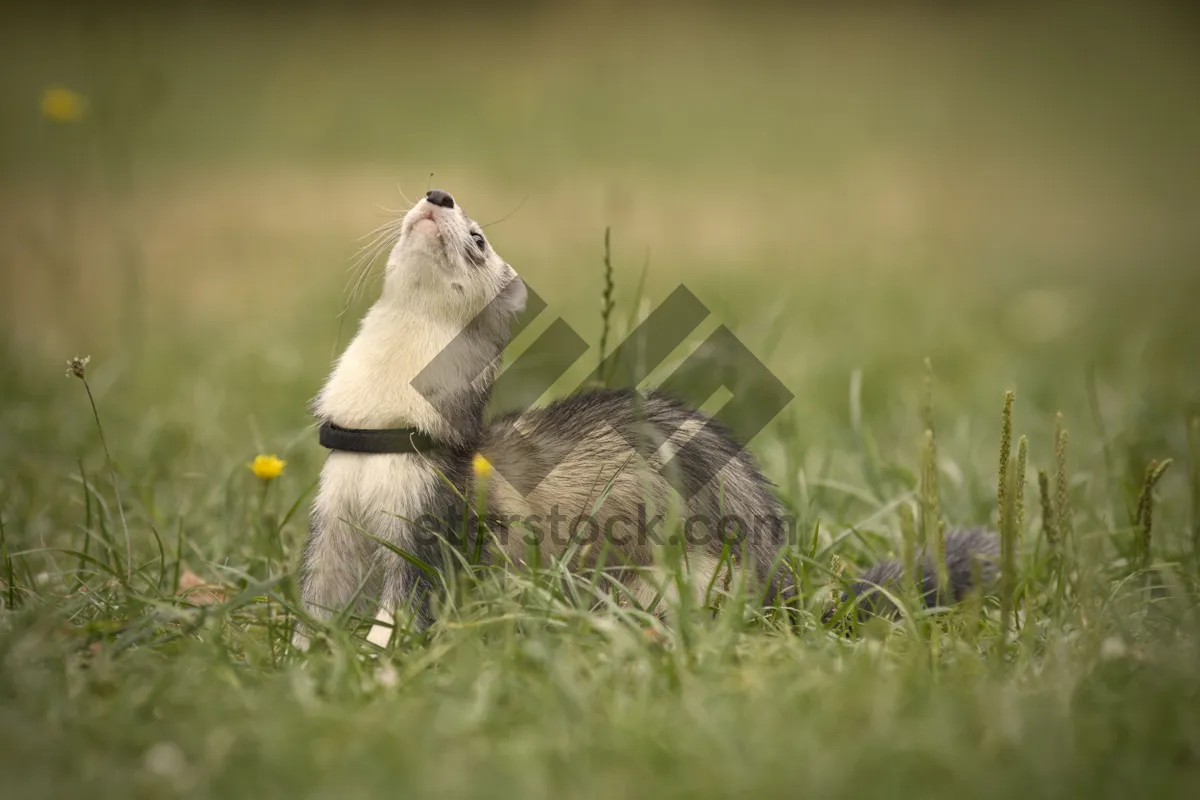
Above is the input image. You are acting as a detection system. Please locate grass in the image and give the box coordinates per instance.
[3,3,1200,798]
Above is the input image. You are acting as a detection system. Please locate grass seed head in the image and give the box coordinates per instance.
[66,355,91,379]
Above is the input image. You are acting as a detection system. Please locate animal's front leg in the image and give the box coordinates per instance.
[366,520,439,647]
[294,510,373,650]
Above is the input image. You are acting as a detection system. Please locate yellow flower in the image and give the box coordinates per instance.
[249,454,286,481]
[472,453,492,480]
[41,87,86,123]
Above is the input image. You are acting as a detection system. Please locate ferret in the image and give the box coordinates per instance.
[295,189,996,648]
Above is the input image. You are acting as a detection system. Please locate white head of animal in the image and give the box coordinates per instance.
[381,189,526,325]
[316,189,526,435]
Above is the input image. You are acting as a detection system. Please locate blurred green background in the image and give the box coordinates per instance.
[3,0,1200,502]
[4,1,1199,504]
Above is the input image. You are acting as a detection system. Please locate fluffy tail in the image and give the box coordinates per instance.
[827,528,1001,623]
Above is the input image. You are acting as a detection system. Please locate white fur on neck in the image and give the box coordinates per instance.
[315,298,459,431]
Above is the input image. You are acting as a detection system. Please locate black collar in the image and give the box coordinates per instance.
[318,421,444,455]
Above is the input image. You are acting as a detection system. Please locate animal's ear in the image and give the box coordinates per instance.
[497,271,526,316]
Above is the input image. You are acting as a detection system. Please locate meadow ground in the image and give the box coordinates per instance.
[2,4,1200,798]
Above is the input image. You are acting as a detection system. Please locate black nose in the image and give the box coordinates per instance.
[426,189,455,209]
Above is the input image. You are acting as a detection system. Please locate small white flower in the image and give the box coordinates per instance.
[143,741,187,780]
[1100,635,1128,661]
[376,662,400,690]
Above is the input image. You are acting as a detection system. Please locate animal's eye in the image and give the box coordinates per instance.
[470,231,486,252]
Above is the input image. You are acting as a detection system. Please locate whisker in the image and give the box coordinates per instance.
[395,181,414,207]
[346,229,400,275]
[342,216,404,303]
[481,191,530,229]
[349,217,406,268]
[332,200,408,353]
[356,217,405,242]
[346,239,393,290]
[352,226,398,258]
[359,218,405,245]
